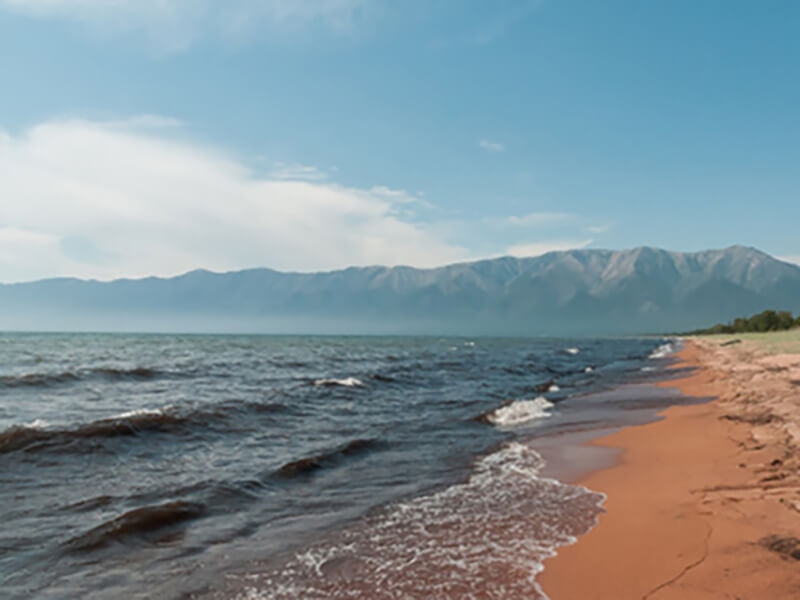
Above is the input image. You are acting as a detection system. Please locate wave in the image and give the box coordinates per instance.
[0,407,188,454]
[243,442,605,599]
[0,397,298,455]
[0,366,165,389]
[60,495,116,513]
[0,371,80,388]
[93,367,160,380]
[110,407,172,420]
[564,347,580,355]
[370,373,397,383]
[479,396,554,427]
[65,500,205,552]
[313,377,365,388]
[649,342,674,359]
[274,438,381,479]
[534,378,557,393]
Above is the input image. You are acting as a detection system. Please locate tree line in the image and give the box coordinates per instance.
[690,310,800,335]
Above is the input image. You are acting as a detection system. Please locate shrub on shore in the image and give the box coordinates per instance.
[690,310,800,335]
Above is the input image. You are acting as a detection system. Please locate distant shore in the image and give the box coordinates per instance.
[538,333,800,599]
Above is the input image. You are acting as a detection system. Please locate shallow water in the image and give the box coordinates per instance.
[0,334,677,599]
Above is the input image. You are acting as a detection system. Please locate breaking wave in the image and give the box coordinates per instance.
[0,407,187,454]
[313,377,365,388]
[479,396,554,427]
[236,443,604,599]
[649,342,674,359]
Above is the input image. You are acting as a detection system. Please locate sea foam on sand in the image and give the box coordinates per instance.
[235,442,604,600]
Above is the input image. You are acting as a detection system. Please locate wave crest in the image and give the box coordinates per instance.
[65,500,205,552]
[313,377,365,388]
[480,396,554,427]
[649,342,674,359]
[274,438,381,479]
[0,366,164,389]
[0,407,186,454]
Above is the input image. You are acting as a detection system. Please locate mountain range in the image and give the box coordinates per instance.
[2,245,799,335]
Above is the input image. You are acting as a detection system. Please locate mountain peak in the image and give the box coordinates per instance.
[2,246,798,335]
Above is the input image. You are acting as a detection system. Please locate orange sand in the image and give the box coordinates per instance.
[538,340,800,599]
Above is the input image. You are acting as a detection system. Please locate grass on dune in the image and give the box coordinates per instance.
[694,329,800,355]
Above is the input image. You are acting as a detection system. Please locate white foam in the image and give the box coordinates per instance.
[23,419,48,429]
[548,384,561,393]
[584,366,593,373]
[110,407,169,420]
[649,342,674,359]
[463,341,476,347]
[487,396,554,426]
[565,347,580,355]
[313,377,365,388]
[235,442,605,599]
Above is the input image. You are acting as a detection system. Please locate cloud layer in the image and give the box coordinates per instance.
[0,0,373,51]
[505,239,593,258]
[0,118,468,282]
[479,139,504,153]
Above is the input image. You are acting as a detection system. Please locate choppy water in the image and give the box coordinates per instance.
[0,334,679,599]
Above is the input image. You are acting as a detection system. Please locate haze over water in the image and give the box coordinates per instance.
[0,333,686,598]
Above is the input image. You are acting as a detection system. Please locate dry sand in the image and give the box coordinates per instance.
[538,336,800,599]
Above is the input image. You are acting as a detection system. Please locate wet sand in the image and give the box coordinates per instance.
[539,337,800,599]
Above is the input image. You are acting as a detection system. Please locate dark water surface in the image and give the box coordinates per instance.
[0,334,681,599]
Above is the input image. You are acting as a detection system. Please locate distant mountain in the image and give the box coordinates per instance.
[2,246,800,335]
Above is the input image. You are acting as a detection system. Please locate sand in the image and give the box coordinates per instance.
[538,337,800,599]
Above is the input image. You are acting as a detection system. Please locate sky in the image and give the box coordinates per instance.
[1,0,799,282]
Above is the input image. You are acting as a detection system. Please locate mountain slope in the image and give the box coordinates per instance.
[2,246,799,335]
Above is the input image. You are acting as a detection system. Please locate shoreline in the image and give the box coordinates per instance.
[537,339,800,599]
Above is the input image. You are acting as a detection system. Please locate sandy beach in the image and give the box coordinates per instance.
[539,334,800,599]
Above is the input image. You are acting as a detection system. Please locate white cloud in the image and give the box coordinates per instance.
[505,239,593,258]
[587,224,610,234]
[0,0,373,51]
[506,212,570,227]
[0,117,469,282]
[269,162,328,181]
[473,0,543,45]
[778,256,800,266]
[479,139,504,153]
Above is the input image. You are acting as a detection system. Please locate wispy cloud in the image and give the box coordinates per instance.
[473,0,544,45]
[587,224,610,234]
[505,239,593,258]
[479,139,504,153]
[0,117,469,282]
[506,212,571,227]
[269,162,328,181]
[0,0,375,52]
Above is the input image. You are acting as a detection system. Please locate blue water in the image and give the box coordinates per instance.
[0,334,677,599]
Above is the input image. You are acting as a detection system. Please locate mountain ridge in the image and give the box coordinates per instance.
[2,245,799,335]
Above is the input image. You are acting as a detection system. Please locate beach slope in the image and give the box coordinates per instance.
[539,335,800,599]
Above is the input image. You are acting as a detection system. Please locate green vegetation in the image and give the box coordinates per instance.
[690,310,800,335]
[696,330,800,355]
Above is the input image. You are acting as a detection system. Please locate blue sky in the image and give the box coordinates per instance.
[1,0,799,281]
